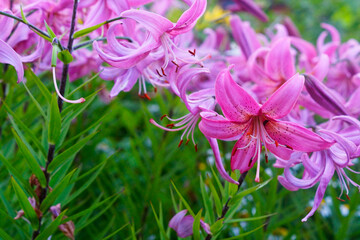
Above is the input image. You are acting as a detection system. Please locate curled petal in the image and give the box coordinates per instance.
[310,54,329,81]
[302,160,335,222]
[199,111,248,141]
[261,73,304,119]
[0,39,24,83]
[169,0,207,36]
[121,9,173,39]
[215,67,260,122]
[19,38,44,62]
[110,68,139,97]
[207,137,239,185]
[233,0,268,22]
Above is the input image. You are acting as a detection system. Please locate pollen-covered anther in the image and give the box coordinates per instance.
[144,93,151,100]
[154,87,157,93]
[336,197,345,202]
[160,114,167,121]
[265,154,269,163]
[194,144,198,152]
[166,123,175,128]
[178,139,183,148]
[188,49,196,56]
[346,194,351,201]
[285,144,293,150]
[156,69,163,77]
[185,139,190,145]
[161,67,167,76]
[171,61,180,73]
[275,140,279,147]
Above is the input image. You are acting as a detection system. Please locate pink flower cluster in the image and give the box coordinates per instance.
[1,0,360,228]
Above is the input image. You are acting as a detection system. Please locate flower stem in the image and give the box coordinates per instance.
[205,171,249,240]
[31,1,79,239]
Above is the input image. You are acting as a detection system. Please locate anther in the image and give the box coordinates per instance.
[154,87,157,93]
[144,93,151,100]
[188,49,196,56]
[156,69,163,77]
[336,197,345,202]
[265,154,268,163]
[161,67,167,76]
[178,140,183,148]
[194,144,198,152]
[346,194,351,201]
[275,141,279,147]
[285,145,293,150]
[185,139,190,145]
[160,114,167,121]
[166,123,175,128]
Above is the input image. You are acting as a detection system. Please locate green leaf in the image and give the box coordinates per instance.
[229,178,272,206]
[48,130,98,172]
[64,154,111,205]
[0,209,30,238]
[150,203,170,240]
[57,49,74,64]
[0,228,13,240]
[208,179,222,217]
[102,223,129,240]
[12,129,47,188]
[40,169,77,212]
[48,93,61,144]
[11,178,39,230]
[25,68,51,103]
[23,83,47,119]
[193,209,203,240]
[222,223,266,240]
[210,218,224,235]
[0,153,37,200]
[67,71,102,97]
[3,102,46,157]
[62,194,120,224]
[44,20,56,39]
[170,181,195,217]
[20,5,28,24]
[35,210,67,240]
[225,213,277,223]
[228,171,238,197]
[73,22,106,39]
[200,176,215,223]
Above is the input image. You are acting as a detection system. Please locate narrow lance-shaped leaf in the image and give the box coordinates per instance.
[48,93,61,144]
[35,210,67,240]
[229,178,272,205]
[25,68,51,103]
[200,176,215,223]
[193,209,203,240]
[12,129,47,188]
[73,17,123,39]
[11,178,39,230]
[48,130,98,172]
[40,169,77,212]
[170,181,195,216]
[0,153,38,200]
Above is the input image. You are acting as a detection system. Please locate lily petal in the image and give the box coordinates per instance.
[261,73,304,119]
[199,111,248,141]
[121,9,174,39]
[169,0,207,36]
[207,137,239,185]
[265,38,295,81]
[231,125,257,172]
[215,67,260,122]
[302,160,335,222]
[0,39,24,83]
[264,120,334,152]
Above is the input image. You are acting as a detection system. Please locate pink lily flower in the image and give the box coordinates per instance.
[278,116,360,221]
[169,210,211,238]
[199,66,333,182]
